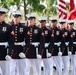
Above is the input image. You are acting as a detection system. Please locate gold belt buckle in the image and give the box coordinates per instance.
[15,42,18,45]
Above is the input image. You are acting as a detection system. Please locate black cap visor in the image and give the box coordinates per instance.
[40,20,46,23]
[68,23,74,25]
[59,22,65,24]
[0,11,6,15]
[13,14,21,17]
[28,17,36,19]
[51,20,57,22]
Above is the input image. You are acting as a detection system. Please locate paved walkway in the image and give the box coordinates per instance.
[30,68,72,75]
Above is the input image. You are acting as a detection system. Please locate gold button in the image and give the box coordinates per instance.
[15,31,17,33]
[16,26,17,28]
[15,33,17,35]
[12,50,14,52]
[30,38,32,40]
[15,29,17,31]
[30,35,32,36]
[15,29,17,30]
[15,37,17,39]
[15,39,17,41]
[30,40,32,42]
[11,52,13,54]
[15,34,17,36]
[30,29,32,31]
[30,42,32,44]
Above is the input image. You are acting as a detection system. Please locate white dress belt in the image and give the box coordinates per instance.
[14,41,25,46]
[54,42,61,46]
[65,42,69,46]
[0,42,8,47]
[31,42,40,47]
[45,43,49,47]
[73,42,76,45]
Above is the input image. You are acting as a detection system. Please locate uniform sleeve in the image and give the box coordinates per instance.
[69,31,73,52]
[8,26,14,56]
[60,30,65,53]
[39,28,45,55]
[48,30,54,53]
[23,26,30,53]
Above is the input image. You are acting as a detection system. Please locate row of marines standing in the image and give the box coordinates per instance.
[0,7,76,75]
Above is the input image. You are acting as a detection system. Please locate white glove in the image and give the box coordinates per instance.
[37,54,42,59]
[47,53,51,58]
[58,52,62,56]
[68,51,72,55]
[5,55,11,60]
[19,52,26,58]
[75,51,76,54]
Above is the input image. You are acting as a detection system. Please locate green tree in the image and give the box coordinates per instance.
[22,0,45,19]
[0,0,70,20]
[0,0,46,19]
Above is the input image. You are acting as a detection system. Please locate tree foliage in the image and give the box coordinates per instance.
[0,0,70,19]
[0,0,18,7]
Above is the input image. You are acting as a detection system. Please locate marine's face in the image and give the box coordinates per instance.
[0,14,6,22]
[40,21,46,27]
[68,24,74,30]
[13,16,22,24]
[51,21,57,28]
[28,18,36,26]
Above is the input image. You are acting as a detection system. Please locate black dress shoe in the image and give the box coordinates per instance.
[53,66,56,70]
[41,67,44,71]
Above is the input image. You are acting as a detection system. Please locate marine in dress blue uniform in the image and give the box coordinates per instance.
[0,8,11,75]
[68,20,76,75]
[25,14,45,75]
[59,19,70,75]
[10,10,29,75]
[39,17,54,75]
[49,18,62,75]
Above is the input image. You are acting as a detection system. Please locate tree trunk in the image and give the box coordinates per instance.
[23,0,26,20]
